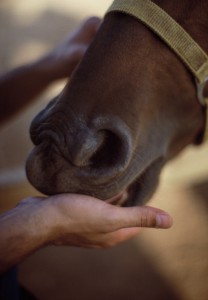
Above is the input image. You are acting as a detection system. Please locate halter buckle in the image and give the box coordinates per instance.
[196,77,208,141]
[196,77,208,106]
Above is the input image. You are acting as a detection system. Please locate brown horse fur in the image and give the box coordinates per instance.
[26,0,208,206]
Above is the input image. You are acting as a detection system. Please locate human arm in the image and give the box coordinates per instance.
[0,194,172,274]
[0,17,101,124]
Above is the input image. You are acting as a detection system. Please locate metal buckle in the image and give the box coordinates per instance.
[196,77,208,141]
[196,77,208,106]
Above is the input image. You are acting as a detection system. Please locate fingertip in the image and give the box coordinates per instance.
[83,16,102,32]
[156,213,173,229]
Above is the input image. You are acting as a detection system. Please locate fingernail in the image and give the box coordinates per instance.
[156,214,173,228]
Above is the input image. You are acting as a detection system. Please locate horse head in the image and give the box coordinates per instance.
[26,0,207,206]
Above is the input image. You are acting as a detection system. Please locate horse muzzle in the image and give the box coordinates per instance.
[26,107,134,200]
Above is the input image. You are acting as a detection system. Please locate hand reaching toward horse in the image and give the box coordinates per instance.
[0,17,101,124]
[0,194,172,273]
[41,16,101,79]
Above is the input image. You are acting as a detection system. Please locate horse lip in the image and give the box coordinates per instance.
[104,156,164,207]
[104,182,141,207]
[106,190,129,206]
[104,181,139,207]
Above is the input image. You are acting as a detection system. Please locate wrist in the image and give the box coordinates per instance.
[39,196,71,245]
[0,197,55,272]
[14,197,55,247]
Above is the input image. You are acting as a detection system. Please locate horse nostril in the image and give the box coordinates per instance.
[68,117,132,173]
[90,130,124,168]
[68,129,105,167]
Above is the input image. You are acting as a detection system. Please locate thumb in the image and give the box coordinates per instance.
[105,205,173,232]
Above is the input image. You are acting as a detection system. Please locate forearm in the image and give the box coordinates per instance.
[0,57,58,124]
[0,198,52,274]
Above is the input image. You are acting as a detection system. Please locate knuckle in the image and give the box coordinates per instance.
[139,210,157,228]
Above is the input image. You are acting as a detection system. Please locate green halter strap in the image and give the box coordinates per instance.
[106,0,208,141]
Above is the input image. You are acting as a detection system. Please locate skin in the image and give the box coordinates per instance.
[0,17,172,275]
[0,195,172,274]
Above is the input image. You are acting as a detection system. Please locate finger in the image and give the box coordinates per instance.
[81,228,141,249]
[80,16,102,39]
[99,227,142,248]
[105,205,173,232]
[68,17,102,44]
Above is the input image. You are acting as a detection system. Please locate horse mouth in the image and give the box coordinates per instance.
[26,141,163,207]
[106,190,129,206]
[104,157,163,207]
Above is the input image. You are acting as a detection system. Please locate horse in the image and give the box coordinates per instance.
[26,0,208,207]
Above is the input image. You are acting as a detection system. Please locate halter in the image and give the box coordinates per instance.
[106,0,208,142]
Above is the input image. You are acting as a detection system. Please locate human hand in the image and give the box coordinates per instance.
[0,194,172,273]
[30,194,173,249]
[39,16,101,80]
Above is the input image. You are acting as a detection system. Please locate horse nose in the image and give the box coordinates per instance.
[67,116,132,173]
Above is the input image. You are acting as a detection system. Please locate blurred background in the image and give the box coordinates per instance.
[0,0,208,299]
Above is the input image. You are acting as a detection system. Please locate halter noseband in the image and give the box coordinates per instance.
[106,0,208,142]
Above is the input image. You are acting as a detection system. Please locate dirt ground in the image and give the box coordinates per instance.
[0,1,208,300]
